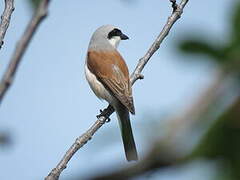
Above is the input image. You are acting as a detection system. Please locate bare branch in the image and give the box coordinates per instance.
[45,0,189,179]
[0,0,51,105]
[130,0,189,84]
[45,105,114,180]
[0,0,14,49]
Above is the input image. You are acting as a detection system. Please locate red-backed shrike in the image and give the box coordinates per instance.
[85,25,138,161]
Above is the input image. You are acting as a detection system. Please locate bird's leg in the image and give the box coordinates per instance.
[96,105,114,123]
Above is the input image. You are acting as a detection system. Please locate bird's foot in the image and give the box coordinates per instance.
[97,108,111,122]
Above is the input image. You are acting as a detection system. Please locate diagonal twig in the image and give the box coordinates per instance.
[130,0,188,84]
[0,0,14,49]
[0,0,51,105]
[45,0,189,179]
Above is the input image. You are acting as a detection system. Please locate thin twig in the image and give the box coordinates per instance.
[45,105,115,180]
[45,0,189,179]
[0,0,14,49]
[0,0,51,104]
[130,0,188,84]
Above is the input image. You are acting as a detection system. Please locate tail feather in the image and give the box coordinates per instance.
[116,103,138,161]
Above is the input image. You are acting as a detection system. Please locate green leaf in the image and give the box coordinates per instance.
[28,0,41,10]
[179,40,223,61]
[231,2,240,42]
[190,99,240,179]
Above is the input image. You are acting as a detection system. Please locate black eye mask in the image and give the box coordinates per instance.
[107,28,122,39]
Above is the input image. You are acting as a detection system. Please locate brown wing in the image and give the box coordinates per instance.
[87,50,135,114]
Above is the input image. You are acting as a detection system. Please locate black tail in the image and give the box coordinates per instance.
[116,103,138,161]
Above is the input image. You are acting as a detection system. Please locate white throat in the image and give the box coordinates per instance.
[108,36,121,48]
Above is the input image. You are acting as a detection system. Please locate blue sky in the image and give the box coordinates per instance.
[0,0,234,179]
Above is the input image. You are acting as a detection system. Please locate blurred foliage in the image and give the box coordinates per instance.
[190,98,240,180]
[179,39,224,61]
[179,3,240,68]
[28,0,41,10]
[0,132,11,147]
[232,2,240,44]
[178,1,240,180]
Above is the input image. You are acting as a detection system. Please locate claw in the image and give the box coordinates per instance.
[170,0,178,12]
[97,108,111,122]
[106,117,111,123]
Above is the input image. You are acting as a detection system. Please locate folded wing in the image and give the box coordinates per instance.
[87,50,135,114]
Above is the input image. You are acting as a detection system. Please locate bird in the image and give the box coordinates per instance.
[85,25,138,161]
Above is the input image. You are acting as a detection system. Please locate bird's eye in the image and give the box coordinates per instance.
[108,28,122,39]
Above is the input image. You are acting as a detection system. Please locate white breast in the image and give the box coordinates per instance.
[85,63,114,105]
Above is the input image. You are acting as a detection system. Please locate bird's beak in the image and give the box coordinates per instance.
[120,33,129,40]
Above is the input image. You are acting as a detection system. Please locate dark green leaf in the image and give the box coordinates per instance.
[179,40,223,61]
[28,0,41,10]
[190,99,240,179]
[231,2,240,42]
